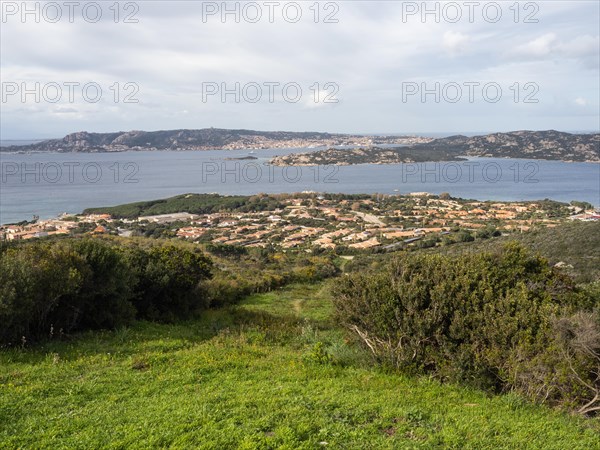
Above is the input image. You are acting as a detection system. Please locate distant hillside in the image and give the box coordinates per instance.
[347,221,600,284]
[83,193,253,218]
[271,131,600,165]
[0,128,423,153]
[271,146,466,166]
[4,129,596,161]
[433,130,599,161]
[427,221,600,283]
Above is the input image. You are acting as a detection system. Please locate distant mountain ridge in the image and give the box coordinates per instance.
[1,129,597,162]
[0,128,423,153]
[272,130,600,165]
[426,130,599,161]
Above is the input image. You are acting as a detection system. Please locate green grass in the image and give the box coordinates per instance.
[1,283,599,449]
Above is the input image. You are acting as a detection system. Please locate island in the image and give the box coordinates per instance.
[270,130,600,165]
[0,128,431,153]
[270,146,467,166]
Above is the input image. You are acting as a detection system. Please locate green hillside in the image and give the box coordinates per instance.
[1,283,598,448]
[83,194,252,218]
[427,221,600,283]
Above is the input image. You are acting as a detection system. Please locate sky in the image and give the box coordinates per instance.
[1,1,599,139]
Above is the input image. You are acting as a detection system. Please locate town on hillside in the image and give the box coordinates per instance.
[2,194,598,252]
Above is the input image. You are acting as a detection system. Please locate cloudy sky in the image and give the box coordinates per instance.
[1,1,598,138]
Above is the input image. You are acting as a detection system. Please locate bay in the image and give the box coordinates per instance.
[1,149,598,224]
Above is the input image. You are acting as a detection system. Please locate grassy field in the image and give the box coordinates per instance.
[1,283,599,449]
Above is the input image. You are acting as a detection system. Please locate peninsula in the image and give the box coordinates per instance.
[0,128,430,153]
[270,130,600,165]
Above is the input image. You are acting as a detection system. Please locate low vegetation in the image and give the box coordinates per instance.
[1,284,599,448]
[2,224,599,446]
[82,193,285,219]
[346,221,600,283]
[0,236,339,346]
[333,243,600,415]
[428,221,600,283]
[0,238,213,346]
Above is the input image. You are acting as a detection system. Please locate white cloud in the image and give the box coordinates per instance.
[508,33,599,69]
[53,107,78,114]
[513,33,557,57]
[442,31,470,55]
[0,1,598,137]
[557,35,600,56]
[574,97,588,106]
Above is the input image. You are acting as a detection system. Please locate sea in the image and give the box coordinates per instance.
[1,147,599,224]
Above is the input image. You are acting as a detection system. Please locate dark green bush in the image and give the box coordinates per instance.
[0,238,214,345]
[57,239,136,331]
[205,243,248,258]
[0,239,135,344]
[201,277,252,308]
[123,244,213,321]
[0,243,84,344]
[332,242,598,412]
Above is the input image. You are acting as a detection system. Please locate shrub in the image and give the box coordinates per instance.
[512,310,600,414]
[122,243,213,321]
[332,242,598,412]
[0,239,136,344]
[56,239,136,331]
[0,239,214,345]
[201,277,250,308]
[0,243,84,344]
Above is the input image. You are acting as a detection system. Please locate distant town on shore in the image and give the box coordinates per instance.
[2,128,599,163]
[3,193,598,253]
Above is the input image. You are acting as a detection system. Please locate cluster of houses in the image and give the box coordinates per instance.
[167,195,590,251]
[0,213,111,241]
[217,135,431,151]
[2,194,597,250]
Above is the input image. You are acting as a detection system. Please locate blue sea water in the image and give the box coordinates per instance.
[1,148,598,224]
